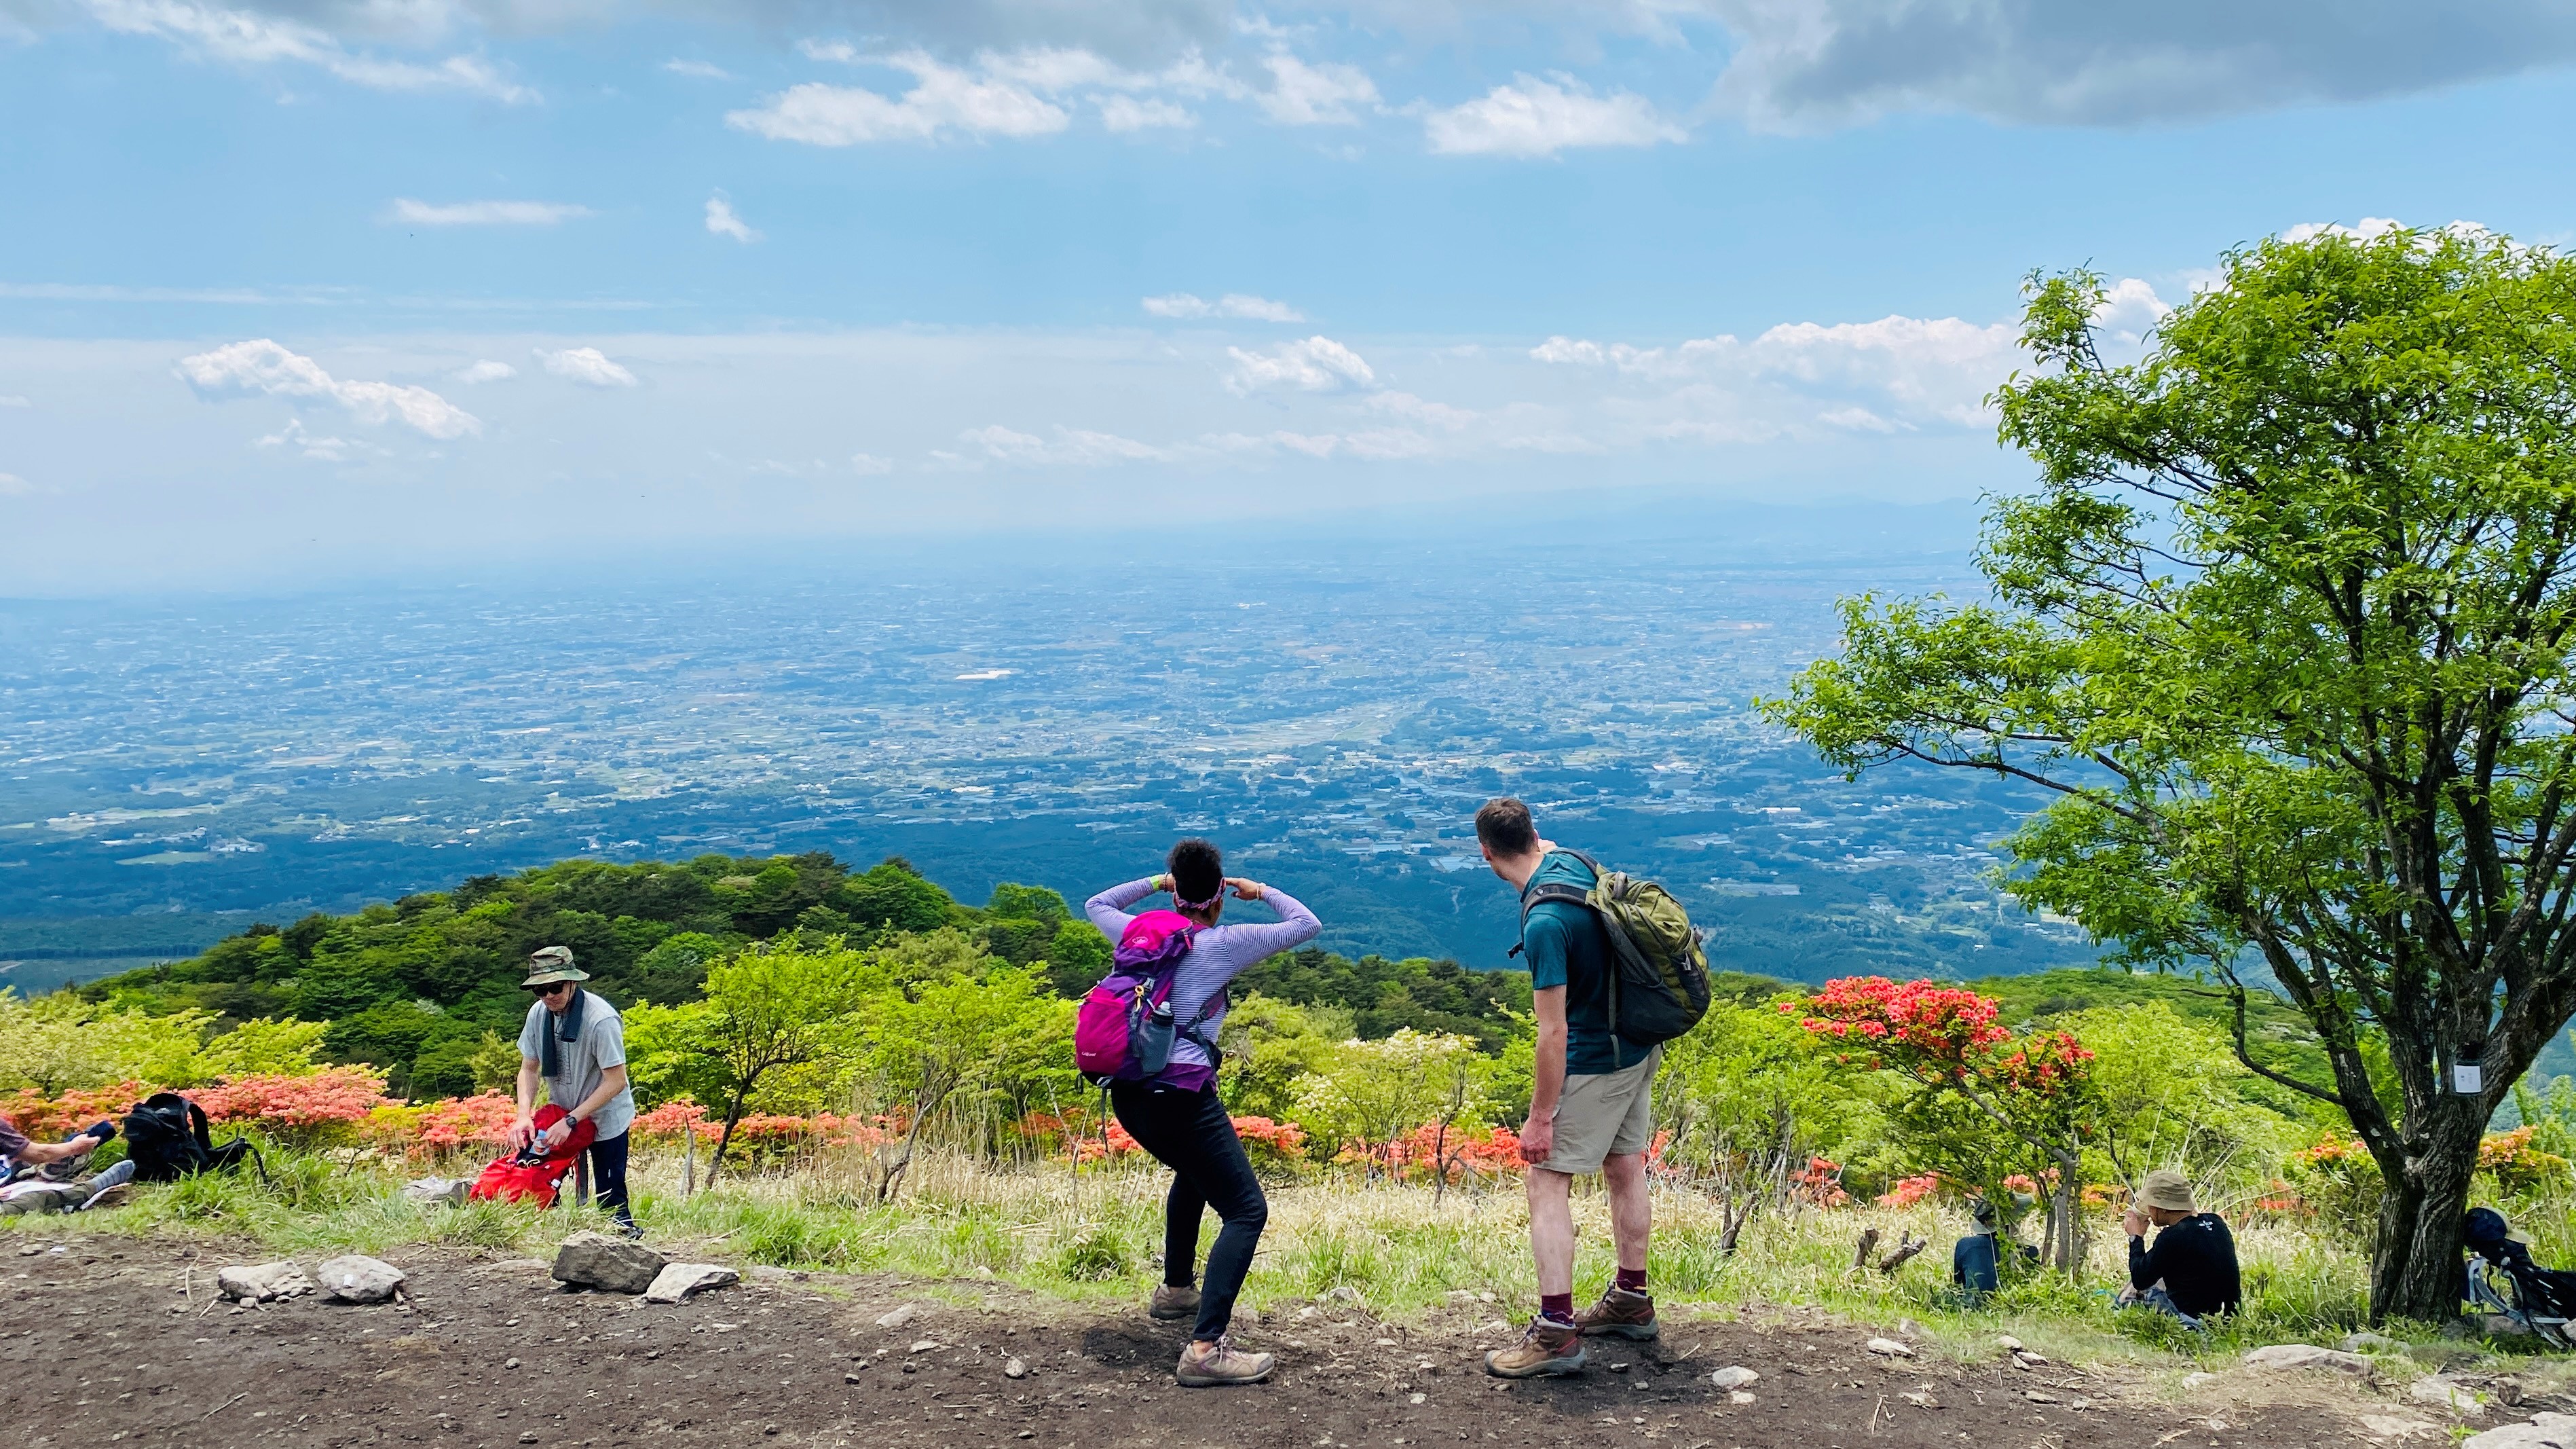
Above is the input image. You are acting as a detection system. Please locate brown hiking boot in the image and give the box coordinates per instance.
[1573,1287,1659,1340]
[1150,1284,1201,1321]
[1175,1336,1275,1387]
[1484,1318,1588,1378]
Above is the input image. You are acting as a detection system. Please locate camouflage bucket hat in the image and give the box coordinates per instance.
[521,945,591,989]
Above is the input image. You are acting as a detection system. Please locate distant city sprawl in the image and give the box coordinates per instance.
[0,540,2096,988]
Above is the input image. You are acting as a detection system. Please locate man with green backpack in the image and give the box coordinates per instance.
[1474,797,1711,1378]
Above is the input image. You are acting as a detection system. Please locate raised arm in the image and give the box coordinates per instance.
[1208,879,1320,959]
[1085,876,1163,941]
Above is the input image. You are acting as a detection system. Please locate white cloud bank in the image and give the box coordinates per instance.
[83,0,534,103]
[176,338,480,439]
[454,359,516,383]
[1144,292,1304,321]
[389,198,589,226]
[728,50,1070,144]
[536,347,637,386]
[1255,52,1379,125]
[1424,75,1684,156]
[1226,335,1375,394]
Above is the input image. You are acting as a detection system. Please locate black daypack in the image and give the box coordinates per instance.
[1514,849,1713,1048]
[122,1093,265,1184]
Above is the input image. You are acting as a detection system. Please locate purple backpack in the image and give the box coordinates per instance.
[1075,910,1215,1084]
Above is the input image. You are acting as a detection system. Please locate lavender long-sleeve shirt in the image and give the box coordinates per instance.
[1085,877,1321,1089]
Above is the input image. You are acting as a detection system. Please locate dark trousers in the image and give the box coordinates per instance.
[584,1131,633,1228]
[1108,1083,1267,1342]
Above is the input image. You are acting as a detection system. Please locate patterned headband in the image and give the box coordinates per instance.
[1172,881,1223,911]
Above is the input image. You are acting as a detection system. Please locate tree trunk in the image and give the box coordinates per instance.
[2370,1105,2482,1323]
[707,1090,751,1186]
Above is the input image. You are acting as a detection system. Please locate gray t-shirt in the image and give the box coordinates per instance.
[518,992,635,1142]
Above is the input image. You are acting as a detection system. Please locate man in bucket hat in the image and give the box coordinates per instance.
[513,947,641,1236]
[2119,1169,2239,1323]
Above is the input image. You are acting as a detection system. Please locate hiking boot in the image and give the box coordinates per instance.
[1175,1336,1275,1387]
[1484,1318,1587,1378]
[1150,1284,1201,1321]
[1573,1287,1659,1340]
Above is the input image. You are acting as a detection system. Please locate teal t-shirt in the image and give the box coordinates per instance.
[1520,851,1654,1076]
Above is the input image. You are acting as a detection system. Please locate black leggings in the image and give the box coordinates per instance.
[1108,1083,1267,1342]
[584,1131,633,1228]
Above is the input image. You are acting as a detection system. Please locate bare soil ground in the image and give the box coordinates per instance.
[0,1236,2511,1449]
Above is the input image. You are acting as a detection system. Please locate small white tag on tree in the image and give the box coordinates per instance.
[2453,1064,2484,1094]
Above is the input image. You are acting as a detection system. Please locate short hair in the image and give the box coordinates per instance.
[1167,837,1224,904]
[1476,797,1539,856]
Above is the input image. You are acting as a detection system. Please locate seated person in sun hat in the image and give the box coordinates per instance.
[2118,1169,2241,1323]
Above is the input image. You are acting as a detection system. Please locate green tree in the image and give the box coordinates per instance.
[852,959,1075,1199]
[1655,998,1869,1253]
[635,941,873,1183]
[1766,225,2576,1320]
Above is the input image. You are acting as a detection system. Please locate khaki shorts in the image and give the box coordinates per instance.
[1535,1044,1661,1176]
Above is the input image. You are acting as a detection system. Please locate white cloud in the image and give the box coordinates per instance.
[1143,292,1305,321]
[851,452,896,475]
[727,51,1069,145]
[705,195,760,243]
[536,346,637,387]
[1225,335,1375,394]
[453,359,516,383]
[1424,74,1685,157]
[1256,52,1379,125]
[176,338,480,439]
[0,473,33,496]
[1366,390,1477,430]
[255,417,383,462]
[0,395,28,407]
[963,424,1172,466]
[84,0,534,103]
[662,58,732,79]
[2088,276,2171,344]
[1704,0,2576,130]
[1100,94,1195,130]
[389,198,589,227]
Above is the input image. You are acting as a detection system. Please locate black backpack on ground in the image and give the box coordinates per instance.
[123,1093,266,1184]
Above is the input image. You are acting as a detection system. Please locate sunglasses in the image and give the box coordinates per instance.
[529,981,576,997]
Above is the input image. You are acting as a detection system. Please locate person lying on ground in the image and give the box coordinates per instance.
[0,1113,105,1172]
[2119,1169,2240,1323]
[1474,796,1662,1380]
[0,1159,136,1215]
[1085,839,1320,1389]
[512,946,640,1238]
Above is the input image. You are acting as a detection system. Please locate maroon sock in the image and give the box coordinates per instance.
[1539,1293,1575,1325]
[1616,1267,1649,1296]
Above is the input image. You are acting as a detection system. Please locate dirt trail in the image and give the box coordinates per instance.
[0,1237,2434,1448]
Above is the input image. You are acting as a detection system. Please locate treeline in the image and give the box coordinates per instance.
[79,851,1542,1098]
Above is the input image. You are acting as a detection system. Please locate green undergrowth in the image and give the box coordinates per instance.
[2,1146,2551,1380]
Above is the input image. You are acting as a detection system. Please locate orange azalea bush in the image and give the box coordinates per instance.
[1878,1173,1941,1209]
[0,1082,149,1140]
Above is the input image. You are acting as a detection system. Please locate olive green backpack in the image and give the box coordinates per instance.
[1516,849,1713,1046]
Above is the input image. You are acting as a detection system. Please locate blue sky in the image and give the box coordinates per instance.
[3,1,2574,592]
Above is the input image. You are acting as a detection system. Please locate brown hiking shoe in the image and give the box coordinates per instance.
[1175,1336,1275,1387]
[1484,1318,1588,1378]
[1573,1287,1659,1340]
[1150,1284,1201,1321]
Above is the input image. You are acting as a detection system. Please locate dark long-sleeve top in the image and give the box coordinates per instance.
[2129,1213,2242,1319]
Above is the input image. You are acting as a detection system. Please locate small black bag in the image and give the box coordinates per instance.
[122,1093,265,1184]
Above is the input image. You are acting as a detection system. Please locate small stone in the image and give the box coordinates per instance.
[2362,1416,2432,1439]
[874,1303,920,1329]
[1375,1338,1398,1347]
[550,1232,667,1295]
[910,1339,939,1353]
[1901,1391,1937,1408]
[1018,1433,1035,1440]
[844,1373,861,1384]
[2015,1350,2050,1366]
[1479,1319,1510,1334]
[2069,1397,2091,1412]
[1710,1366,1759,1391]
[1994,1335,2023,1352]
[1004,1357,1028,1379]
[518,1433,538,1444]
[402,1177,469,1209]
[1728,1391,1757,1406]
[1409,1392,1427,1405]
[1325,1286,1361,1304]
[217,1262,316,1303]
[2462,1414,2576,1449]
[1865,1338,1915,1358]
[762,1425,779,1436]
[2413,1376,2491,1415]
[642,1264,739,1304]
[504,1357,520,1370]
[1608,1362,1630,1374]
[2025,1391,2060,1404]
[14,1246,38,1257]
[2243,1344,2371,1376]
[318,1255,406,1304]
[749,1266,806,1285]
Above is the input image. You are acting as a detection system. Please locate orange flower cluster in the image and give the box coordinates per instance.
[191,1067,398,1128]
[1878,1173,1941,1208]
[1791,1154,1850,1207]
[1789,976,2011,1067]
[0,1082,150,1140]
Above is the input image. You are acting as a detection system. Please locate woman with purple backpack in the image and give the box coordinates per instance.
[1083,839,1320,1387]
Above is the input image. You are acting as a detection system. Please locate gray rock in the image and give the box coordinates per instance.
[2242,1344,2371,1375]
[318,1255,406,1304]
[2183,1372,2221,1389]
[748,1266,807,1285]
[401,1177,468,1209]
[874,1302,920,1329]
[217,1262,315,1302]
[1865,1337,1915,1358]
[2465,1414,2576,1449]
[1709,1366,1759,1391]
[643,1263,740,1304]
[1005,1357,1028,1379]
[551,1232,668,1294]
[2414,1376,2492,1415]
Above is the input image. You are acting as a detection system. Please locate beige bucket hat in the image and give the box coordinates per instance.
[2133,1169,2197,1214]
[521,945,590,989]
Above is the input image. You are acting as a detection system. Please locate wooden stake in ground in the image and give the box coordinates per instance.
[685,1126,696,1198]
